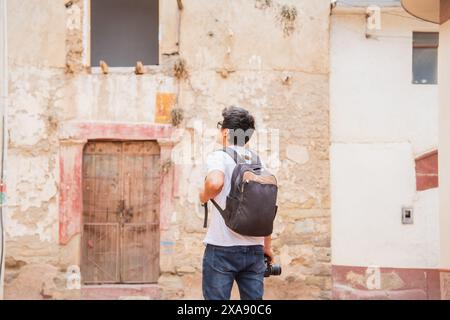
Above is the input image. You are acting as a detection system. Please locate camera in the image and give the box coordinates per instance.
[264,255,282,277]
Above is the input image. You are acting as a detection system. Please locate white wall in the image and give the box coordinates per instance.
[331,11,440,268]
[331,143,439,267]
[439,20,450,268]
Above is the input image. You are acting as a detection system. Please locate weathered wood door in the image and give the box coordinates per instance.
[81,141,160,284]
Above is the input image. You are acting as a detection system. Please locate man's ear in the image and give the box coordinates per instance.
[222,129,229,144]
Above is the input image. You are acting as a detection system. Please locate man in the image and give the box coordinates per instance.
[199,106,274,300]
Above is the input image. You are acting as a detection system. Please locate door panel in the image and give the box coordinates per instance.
[121,141,160,283]
[81,141,160,284]
[82,223,119,283]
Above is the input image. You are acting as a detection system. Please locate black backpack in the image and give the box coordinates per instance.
[204,147,278,237]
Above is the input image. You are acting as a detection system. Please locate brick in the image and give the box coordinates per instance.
[415,150,439,191]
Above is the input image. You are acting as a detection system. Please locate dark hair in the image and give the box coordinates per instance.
[221,106,255,146]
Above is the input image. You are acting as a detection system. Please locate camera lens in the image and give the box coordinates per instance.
[270,264,282,276]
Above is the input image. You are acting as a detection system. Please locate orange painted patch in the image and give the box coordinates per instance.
[155,93,176,124]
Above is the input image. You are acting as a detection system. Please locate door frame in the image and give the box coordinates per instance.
[58,121,176,284]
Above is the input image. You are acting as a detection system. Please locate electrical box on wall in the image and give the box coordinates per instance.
[402,207,414,224]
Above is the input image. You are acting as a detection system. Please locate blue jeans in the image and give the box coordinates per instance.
[202,244,265,300]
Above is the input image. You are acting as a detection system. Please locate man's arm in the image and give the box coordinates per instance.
[199,170,225,204]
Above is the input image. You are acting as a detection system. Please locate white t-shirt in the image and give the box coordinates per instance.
[203,145,265,247]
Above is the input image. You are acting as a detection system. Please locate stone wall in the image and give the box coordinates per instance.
[4,0,331,299]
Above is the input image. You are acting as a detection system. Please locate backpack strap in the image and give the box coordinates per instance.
[223,147,244,164]
[211,199,225,215]
[222,147,261,165]
[203,200,226,229]
[202,203,208,228]
[248,150,262,166]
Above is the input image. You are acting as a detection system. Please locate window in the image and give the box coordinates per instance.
[91,0,159,67]
[412,32,439,85]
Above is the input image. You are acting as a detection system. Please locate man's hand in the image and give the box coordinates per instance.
[199,170,225,204]
[264,247,275,263]
[264,236,275,263]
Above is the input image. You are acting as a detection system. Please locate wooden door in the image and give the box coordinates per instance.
[81,141,160,284]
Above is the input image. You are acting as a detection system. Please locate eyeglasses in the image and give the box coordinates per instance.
[217,121,223,129]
